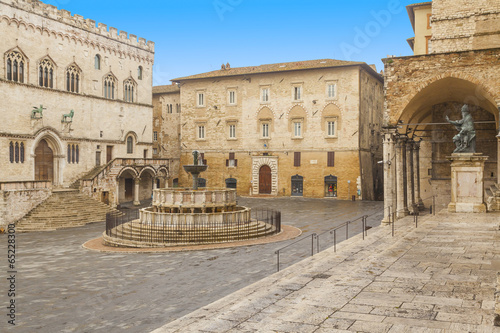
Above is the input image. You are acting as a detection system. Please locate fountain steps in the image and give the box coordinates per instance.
[103,221,277,247]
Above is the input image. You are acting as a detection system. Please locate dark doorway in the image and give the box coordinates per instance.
[106,146,113,163]
[325,175,338,197]
[125,178,134,200]
[226,178,237,189]
[259,165,272,194]
[35,139,53,182]
[291,175,303,196]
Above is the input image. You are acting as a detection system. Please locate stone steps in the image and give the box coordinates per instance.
[16,189,119,232]
[104,221,277,247]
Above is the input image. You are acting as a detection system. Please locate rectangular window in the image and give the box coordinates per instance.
[198,125,205,139]
[327,152,335,167]
[262,123,269,138]
[261,88,269,102]
[328,84,336,98]
[427,13,432,29]
[294,152,301,167]
[197,92,205,107]
[153,148,158,155]
[294,86,302,101]
[226,152,238,167]
[229,91,236,105]
[293,122,302,137]
[229,124,236,138]
[153,131,158,141]
[328,121,336,137]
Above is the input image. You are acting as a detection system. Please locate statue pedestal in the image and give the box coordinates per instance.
[447,153,488,213]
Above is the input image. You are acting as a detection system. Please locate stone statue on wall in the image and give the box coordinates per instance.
[445,104,476,153]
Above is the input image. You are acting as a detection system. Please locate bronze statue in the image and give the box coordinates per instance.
[31,105,45,119]
[192,150,200,165]
[445,104,476,153]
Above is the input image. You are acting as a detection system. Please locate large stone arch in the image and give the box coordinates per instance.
[31,128,64,186]
[395,76,499,126]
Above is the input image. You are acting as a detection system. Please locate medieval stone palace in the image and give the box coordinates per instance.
[0,0,173,228]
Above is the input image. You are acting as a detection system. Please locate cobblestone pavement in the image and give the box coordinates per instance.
[0,197,383,332]
[152,210,500,333]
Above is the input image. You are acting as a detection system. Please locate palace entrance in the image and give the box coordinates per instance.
[259,165,272,194]
[35,139,53,182]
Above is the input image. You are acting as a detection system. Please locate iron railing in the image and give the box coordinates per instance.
[105,208,281,246]
[275,207,385,272]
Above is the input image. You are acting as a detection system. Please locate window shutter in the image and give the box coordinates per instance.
[328,152,335,167]
[226,159,229,167]
[294,152,301,167]
[229,152,235,160]
[235,159,238,167]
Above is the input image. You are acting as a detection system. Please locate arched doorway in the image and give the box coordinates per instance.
[35,139,53,182]
[325,175,337,197]
[259,165,272,194]
[226,178,237,189]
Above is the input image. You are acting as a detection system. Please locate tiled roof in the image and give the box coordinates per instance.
[172,59,375,82]
[152,84,180,94]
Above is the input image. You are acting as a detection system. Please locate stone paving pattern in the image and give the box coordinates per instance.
[0,197,382,332]
[152,210,500,333]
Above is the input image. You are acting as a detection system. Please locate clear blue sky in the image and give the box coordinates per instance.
[45,0,419,85]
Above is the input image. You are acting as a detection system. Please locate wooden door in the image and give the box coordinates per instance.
[106,146,113,163]
[35,139,53,182]
[259,165,272,194]
[125,178,134,200]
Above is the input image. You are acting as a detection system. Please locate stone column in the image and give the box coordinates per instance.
[406,139,415,214]
[402,136,409,216]
[497,132,500,185]
[133,177,141,206]
[153,178,158,189]
[382,129,396,224]
[396,136,408,218]
[414,140,424,210]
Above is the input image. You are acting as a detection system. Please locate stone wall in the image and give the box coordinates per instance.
[431,0,500,53]
[383,49,500,126]
[0,187,51,226]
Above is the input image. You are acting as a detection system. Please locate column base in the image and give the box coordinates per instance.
[417,199,425,211]
[133,201,141,206]
[448,202,487,213]
[381,217,392,225]
[396,209,409,219]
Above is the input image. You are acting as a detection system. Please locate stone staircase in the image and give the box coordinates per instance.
[16,189,119,232]
[69,165,107,189]
[103,221,278,248]
[485,183,500,211]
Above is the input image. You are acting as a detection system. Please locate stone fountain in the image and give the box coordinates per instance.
[183,150,208,190]
[103,151,281,247]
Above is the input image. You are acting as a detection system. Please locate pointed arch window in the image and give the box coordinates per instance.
[104,74,116,99]
[124,78,136,103]
[9,141,25,164]
[138,66,143,80]
[67,143,80,164]
[127,136,134,154]
[66,65,81,93]
[95,54,101,70]
[39,58,54,88]
[5,51,26,83]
